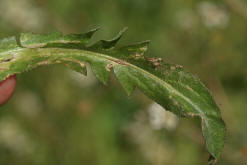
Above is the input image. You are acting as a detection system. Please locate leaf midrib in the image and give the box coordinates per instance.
[43,47,208,119]
[2,47,212,121]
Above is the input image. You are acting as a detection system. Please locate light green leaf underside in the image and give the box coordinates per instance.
[0,28,225,164]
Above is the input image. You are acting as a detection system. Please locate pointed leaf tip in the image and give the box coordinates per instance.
[115,27,128,40]
[90,27,128,50]
[63,27,100,45]
[20,28,100,49]
[83,26,101,38]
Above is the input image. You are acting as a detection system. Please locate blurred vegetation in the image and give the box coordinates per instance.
[0,0,247,164]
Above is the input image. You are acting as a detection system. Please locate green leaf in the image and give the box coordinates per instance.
[0,28,225,164]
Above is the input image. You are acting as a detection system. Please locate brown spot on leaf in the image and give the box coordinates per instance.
[132,53,143,60]
[113,59,127,65]
[60,58,85,68]
[105,63,114,72]
[37,60,51,66]
[146,57,162,67]
[170,66,176,70]
[173,99,179,106]
[55,60,62,64]
[176,65,183,69]
[186,85,194,92]
[0,58,13,63]
[187,112,196,117]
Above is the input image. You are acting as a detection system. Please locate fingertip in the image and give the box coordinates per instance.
[0,75,17,106]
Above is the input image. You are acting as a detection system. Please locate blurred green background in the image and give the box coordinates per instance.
[0,0,247,164]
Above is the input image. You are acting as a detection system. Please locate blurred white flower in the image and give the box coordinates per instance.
[0,117,34,155]
[66,64,97,88]
[197,1,229,28]
[0,0,46,30]
[148,102,179,131]
[175,9,198,30]
[126,111,174,164]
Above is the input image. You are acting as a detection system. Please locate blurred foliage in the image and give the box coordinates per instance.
[0,0,247,165]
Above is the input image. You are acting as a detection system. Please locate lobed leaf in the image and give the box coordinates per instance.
[0,28,225,164]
